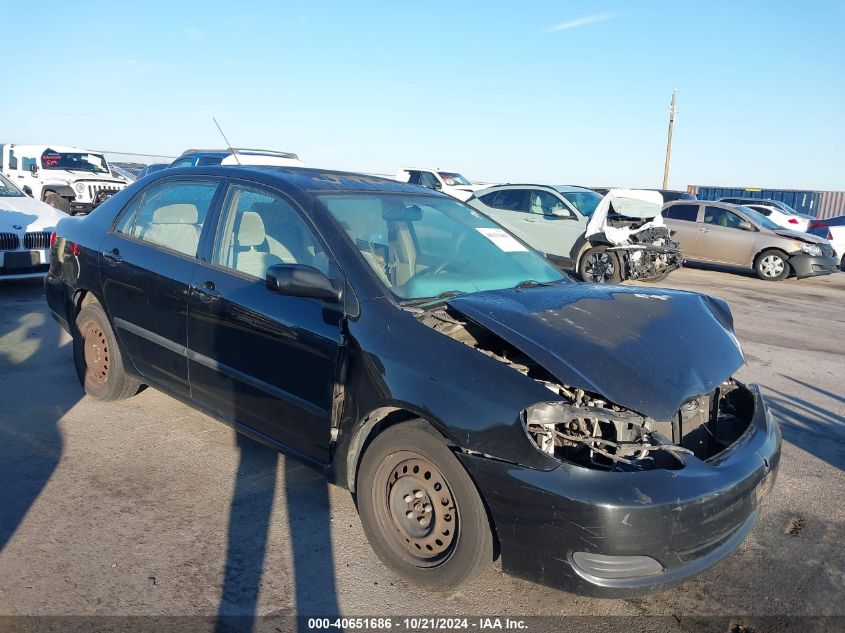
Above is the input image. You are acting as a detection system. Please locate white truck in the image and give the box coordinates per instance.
[395,167,489,201]
[0,144,130,215]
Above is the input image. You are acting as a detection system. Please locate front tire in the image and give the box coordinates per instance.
[356,421,494,591]
[754,249,790,281]
[44,192,71,214]
[73,302,141,401]
[579,246,622,284]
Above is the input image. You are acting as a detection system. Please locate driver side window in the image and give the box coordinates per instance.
[214,185,330,280]
[418,171,439,189]
[529,190,571,218]
[704,206,743,229]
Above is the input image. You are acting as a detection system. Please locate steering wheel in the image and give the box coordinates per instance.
[413,258,466,278]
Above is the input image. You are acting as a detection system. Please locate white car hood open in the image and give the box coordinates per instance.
[585,189,665,245]
[0,195,67,231]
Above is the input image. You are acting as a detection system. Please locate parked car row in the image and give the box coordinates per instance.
[395,171,838,282]
[44,164,781,597]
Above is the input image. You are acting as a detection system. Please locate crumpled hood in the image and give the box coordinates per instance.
[585,189,665,239]
[773,229,828,245]
[447,284,744,421]
[0,196,67,231]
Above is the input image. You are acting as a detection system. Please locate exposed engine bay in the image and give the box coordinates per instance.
[418,307,753,471]
[605,223,682,281]
[583,189,683,281]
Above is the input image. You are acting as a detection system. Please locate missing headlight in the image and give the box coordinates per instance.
[524,400,689,471]
[524,380,755,471]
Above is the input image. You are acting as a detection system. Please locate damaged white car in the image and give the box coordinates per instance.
[575,189,683,283]
[468,186,682,283]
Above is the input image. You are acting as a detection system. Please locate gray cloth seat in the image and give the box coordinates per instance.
[139,204,201,256]
[233,211,284,278]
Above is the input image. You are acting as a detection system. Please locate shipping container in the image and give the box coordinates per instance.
[687,186,845,220]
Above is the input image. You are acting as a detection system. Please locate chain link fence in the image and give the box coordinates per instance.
[96,149,177,179]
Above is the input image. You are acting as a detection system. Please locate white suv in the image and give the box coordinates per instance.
[0,144,129,215]
[395,167,489,201]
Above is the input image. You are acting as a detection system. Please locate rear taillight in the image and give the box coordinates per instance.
[49,231,57,249]
[70,242,80,256]
[788,218,799,224]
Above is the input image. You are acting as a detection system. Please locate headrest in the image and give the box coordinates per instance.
[152,204,198,224]
[238,211,266,247]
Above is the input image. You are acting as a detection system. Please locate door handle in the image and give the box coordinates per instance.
[698,227,710,233]
[192,281,220,301]
[102,248,123,264]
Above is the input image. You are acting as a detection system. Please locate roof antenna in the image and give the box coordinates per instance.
[212,116,241,165]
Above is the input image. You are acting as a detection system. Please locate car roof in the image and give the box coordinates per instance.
[179,150,230,158]
[473,183,595,194]
[553,185,599,194]
[163,165,435,195]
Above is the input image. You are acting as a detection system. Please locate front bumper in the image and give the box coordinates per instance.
[459,385,781,597]
[788,253,839,279]
[0,249,50,279]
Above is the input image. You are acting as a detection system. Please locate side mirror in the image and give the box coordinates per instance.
[28,163,38,174]
[22,186,33,197]
[550,209,570,218]
[432,180,442,191]
[738,220,754,231]
[266,264,342,303]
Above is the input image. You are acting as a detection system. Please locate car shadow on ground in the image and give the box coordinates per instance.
[0,279,80,552]
[214,427,341,633]
[764,376,845,472]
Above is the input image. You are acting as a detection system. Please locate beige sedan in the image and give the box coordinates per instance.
[663,201,838,281]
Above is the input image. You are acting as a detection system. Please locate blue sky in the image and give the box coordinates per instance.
[3,1,843,189]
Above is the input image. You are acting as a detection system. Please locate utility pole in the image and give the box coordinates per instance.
[662,89,677,189]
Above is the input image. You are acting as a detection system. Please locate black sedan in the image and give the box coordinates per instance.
[44,166,781,596]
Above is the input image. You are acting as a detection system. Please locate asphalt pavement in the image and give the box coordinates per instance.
[0,266,843,632]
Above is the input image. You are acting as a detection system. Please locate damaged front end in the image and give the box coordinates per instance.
[609,225,683,281]
[414,285,779,596]
[417,303,754,471]
[524,379,753,471]
[585,189,683,281]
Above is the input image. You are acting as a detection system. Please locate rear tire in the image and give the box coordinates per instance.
[754,249,790,281]
[356,421,494,591]
[44,192,71,214]
[73,302,141,401]
[579,246,622,284]
[840,255,845,272]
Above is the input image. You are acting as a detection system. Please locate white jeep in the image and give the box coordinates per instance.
[395,167,489,202]
[0,144,129,215]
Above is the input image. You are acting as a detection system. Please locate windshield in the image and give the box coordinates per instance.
[319,193,566,301]
[41,150,109,173]
[558,190,602,217]
[0,173,24,197]
[735,205,781,231]
[437,172,471,186]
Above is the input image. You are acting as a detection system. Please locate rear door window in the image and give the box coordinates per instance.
[486,189,527,212]
[664,204,700,222]
[117,180,219,256]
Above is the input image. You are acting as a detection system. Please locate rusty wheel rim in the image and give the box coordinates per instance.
[379,454,458,565]
[82,319,109,387]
